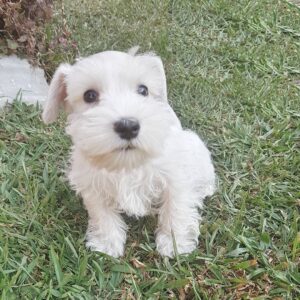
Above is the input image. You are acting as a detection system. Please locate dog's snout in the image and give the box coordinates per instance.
[114,118,140,140]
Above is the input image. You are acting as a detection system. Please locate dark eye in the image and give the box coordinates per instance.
[83,89,99,103]
[137,84,148,96]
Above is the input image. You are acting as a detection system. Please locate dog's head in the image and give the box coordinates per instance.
[43,49,180,170]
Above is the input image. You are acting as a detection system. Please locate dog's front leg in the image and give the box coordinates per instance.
[83,195,127,258]
[156,188,200,257]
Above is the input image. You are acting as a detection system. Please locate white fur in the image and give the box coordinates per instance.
[43,49,216,257]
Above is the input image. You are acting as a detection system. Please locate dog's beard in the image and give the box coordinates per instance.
[66,99,179,171]
[86,147,149,171]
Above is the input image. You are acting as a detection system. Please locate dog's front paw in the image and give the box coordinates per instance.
[155,231,198,258]
[86,230,125,258]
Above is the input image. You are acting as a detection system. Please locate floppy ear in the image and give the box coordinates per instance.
[127,45,140,56]
[139,53,168,102]
[42,63,71,124]
[150,55,167,102]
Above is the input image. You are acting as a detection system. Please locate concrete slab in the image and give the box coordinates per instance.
[0,55,48,108]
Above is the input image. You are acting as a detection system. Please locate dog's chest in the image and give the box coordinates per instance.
[93,166,166,217]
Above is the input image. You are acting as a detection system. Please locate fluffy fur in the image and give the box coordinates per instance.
[42,49,216,257]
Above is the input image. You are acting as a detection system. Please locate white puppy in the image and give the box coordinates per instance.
[42,48,215,258]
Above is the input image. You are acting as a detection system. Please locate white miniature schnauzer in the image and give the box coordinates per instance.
[42,48,215,258]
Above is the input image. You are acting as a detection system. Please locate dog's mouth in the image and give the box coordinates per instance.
[117,144,136,151]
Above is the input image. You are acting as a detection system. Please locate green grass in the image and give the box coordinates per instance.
[1,0,300,299]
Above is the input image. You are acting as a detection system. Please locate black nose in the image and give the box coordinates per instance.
[113,118,140,140]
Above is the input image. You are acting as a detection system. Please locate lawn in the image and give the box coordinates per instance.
[1,0,300,299]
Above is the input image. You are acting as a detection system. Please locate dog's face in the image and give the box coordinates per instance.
[43,50,179,170]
